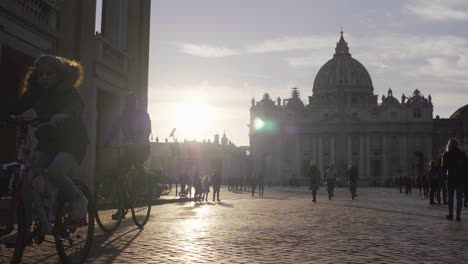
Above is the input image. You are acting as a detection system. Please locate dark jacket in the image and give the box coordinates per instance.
[308,165,320,190]
[442,148,468,185]
[14,86,89,163]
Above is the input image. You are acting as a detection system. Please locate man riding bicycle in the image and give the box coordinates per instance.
[103,93,152,219]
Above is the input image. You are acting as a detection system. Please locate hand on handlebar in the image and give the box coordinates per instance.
[49,113,69,127]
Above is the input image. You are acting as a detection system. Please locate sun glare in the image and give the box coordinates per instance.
[174,101,215,139]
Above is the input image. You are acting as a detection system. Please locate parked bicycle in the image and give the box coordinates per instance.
[0,117,94,263]
[94,144,152,233]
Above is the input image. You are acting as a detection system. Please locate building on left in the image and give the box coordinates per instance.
[0,0,151,188]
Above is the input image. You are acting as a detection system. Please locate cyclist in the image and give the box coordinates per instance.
[6,54,89,241]
[103,93,152,219]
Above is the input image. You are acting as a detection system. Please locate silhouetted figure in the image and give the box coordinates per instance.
[325,164,337,200]
[193,172,204,202]
[422,173,429,199]
[249,173,256,197]
[428,160,441,205]
[308,161,320,203]
[104,93,151,173]
[438,160,448,205]
[212,170,221,202]
[404,175,412,195]
[442,138,467,221]
[202,175,210,202]
[398,175,404,193]
[347,164,359,200]
[258,163,265,197]
[416,175,422,195]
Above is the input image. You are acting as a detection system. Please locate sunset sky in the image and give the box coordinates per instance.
[148,0,468,146]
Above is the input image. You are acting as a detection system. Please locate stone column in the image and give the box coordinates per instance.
[366,135,371,179]
[359,135,365,178]
[424,134,433,164]
[312,135,317,164]
[382,135,389,183]
[347,135,352,165]
[318,135,323,174]
[400,135,408,175]
[330,135,335,166]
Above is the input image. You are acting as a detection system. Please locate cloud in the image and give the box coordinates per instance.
[284,54,331,69]
[247,35,338,53]
[178,43,240,58]
[404,0,468,21]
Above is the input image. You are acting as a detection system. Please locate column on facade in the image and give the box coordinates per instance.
[330,135,335,166]
[359,135,365,177]
[400,135,408,176]
[318,135,323,174]
[424,134,432,164]
[312,135,317,164]
[347,135,352,165]
[366,135,371,179]
[382,135,389,181]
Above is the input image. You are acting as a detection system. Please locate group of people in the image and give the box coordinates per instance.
[307,162,359,203]
[179,170,222,202]
[396,139,468,221]
[227,174,265,197]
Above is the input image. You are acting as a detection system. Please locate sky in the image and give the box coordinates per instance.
[148,0,468,146]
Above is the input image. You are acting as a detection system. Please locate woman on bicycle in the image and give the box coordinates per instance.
[9,54,89,237]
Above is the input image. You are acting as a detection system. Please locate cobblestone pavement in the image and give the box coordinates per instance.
[14,187,468,263]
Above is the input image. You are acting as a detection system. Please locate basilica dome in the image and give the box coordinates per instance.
[312,32,374,96]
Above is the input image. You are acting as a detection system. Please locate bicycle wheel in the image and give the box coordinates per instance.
[129,169,152,228]
[55,181,94,263]
[95,176,123,233]
[1,199,27,264]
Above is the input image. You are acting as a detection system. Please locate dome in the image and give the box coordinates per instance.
[312,32,373,96]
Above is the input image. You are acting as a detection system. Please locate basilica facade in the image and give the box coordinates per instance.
[250,32,434,186]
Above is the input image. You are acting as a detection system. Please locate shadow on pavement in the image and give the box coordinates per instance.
[88,227,143,262]
[218,202,234,208]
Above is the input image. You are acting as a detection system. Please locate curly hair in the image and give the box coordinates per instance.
[21,54,84,94]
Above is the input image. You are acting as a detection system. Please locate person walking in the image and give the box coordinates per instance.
[347,164,359,200]
[428,160,441,205]
[212,169,221,202]
[442,138,467,221]
[438,159,448,205]
[308,161,321,203]
[325,164,337,200]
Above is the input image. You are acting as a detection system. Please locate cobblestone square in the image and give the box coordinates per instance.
[15,187,468,263]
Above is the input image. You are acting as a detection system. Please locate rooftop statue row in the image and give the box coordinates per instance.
[251,87,432,110]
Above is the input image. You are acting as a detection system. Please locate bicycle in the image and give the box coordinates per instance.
[0,117,94,263]
[94,144,152,233]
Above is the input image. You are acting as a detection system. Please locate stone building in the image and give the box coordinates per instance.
[0,0,151,187]
[433,105,468,158]
[250,32,434,186]
[148,133,250,185]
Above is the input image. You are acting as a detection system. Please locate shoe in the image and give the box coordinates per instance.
[217,199,220,202]
[456,216,461,222]
[446,215,454,220]
[70,194,88,222]
[111,210,127,220]
[3,230,33,248]
[312,199,316,203]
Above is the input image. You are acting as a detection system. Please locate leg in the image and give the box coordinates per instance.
[456,184,464,219]
[447,183,455,218]
[312,190,317,202]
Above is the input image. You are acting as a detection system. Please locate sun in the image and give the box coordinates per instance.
[174,100,215,139]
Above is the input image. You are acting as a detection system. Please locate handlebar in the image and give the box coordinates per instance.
[0,116,51,128]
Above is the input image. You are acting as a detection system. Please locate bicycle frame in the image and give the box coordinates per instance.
[1,119,33,236]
